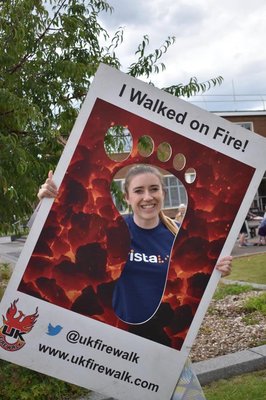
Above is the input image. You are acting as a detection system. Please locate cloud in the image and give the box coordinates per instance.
[99,0,266,110]
[101,0,152,28]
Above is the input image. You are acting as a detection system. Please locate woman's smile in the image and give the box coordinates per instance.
[141,203,156,209]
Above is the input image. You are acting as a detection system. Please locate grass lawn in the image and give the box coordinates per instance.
[225,253,266,284]
[204,368,266,400]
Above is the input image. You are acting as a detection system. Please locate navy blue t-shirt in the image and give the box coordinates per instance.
[112,214,176,324]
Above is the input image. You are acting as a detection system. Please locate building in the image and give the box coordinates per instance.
[218,111,266,214]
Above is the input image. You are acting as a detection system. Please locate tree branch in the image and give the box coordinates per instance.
[9,0,68,74]
[10,129,30,135]
[0,110,14,116]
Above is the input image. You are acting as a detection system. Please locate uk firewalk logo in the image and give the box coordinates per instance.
[0,299,39,351]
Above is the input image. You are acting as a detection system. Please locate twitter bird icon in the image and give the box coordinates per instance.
[46,323,63,336]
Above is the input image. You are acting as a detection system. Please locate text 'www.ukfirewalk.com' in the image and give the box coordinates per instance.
[38,343,160,393]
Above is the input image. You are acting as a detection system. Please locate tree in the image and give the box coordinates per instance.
[0,0,223,234]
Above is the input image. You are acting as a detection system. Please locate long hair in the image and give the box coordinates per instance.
[124,164,178,236]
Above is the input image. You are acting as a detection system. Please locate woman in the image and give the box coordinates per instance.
[175,203,187,224]
[38,165,232,400]
[112,165,180,324]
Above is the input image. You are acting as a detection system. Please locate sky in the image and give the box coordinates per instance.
[99,0,266,112]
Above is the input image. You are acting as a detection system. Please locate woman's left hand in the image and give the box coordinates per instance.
[215,256,233,277]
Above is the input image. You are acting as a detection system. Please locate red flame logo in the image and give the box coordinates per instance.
[0,299,39,351]
[3,299,38,333]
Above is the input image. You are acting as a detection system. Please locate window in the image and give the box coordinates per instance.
[163,175,187,209]
[234,121,253,131]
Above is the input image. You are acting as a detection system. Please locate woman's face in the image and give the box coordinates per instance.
[125,172,165,228]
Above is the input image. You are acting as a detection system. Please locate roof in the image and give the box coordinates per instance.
[215,111,266,117]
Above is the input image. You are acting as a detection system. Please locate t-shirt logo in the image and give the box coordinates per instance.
[129,249,169,264]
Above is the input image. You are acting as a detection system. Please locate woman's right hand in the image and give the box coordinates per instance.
[37,170,58,200]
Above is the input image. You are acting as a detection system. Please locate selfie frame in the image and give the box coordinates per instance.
[0,64,265,400]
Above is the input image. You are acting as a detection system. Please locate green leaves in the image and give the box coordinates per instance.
[128,35,175,78]
[0,0,120,233]
[163,76,224,98]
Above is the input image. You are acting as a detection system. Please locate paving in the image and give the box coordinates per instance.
[0,235,266,399]
[0,238,25,267]
[231,236,266,257]
[194,344,266,385]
